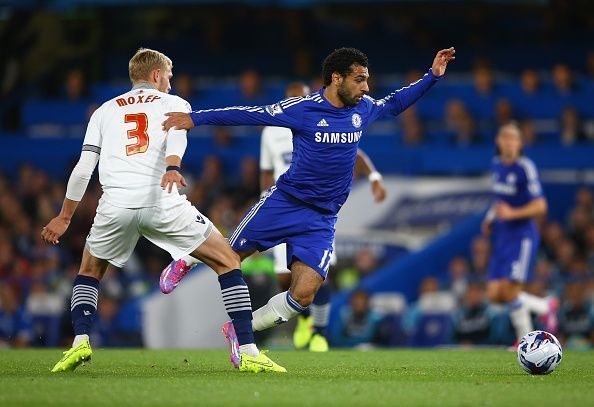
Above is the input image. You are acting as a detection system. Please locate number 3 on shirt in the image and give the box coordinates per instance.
[125,113,149,156]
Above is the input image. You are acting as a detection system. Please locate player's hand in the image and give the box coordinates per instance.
[163,112,195,131]
[371,180,387,203]
[495,201,515,220]
[431,47,456,77]
[41,216,70,245]
[161,169,187,193]
[481,219,492,236]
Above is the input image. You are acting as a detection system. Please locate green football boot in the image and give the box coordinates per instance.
[51,339,92,373]
[309,333,329,352]
[293,315,313,349]
[239,351,287,373]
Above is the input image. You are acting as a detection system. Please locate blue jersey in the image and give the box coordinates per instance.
[191,69,441,213]
[491,156,544,234]
[488,156,543,283]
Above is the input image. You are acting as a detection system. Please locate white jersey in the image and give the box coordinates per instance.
[83,85,190,208]
[259,126,293,181]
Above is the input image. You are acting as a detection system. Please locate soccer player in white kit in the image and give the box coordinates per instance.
[42,48,284,373]
[259,82,387,351]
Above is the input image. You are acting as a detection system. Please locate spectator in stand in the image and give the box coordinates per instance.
[232,156,260,208]
[494,99,514,128]
[560,107,586,145]
[445,99,480,146]
[520,69,541,96]
[558,279,594,349]
[335,248,379,291]
[448,256,471,301]
[172,73,195,102]
[568,205,592,254]
[541,221,565,261]
[399,106,425,146]
[554,238,577,276]
[238,69,266,105]
[64,69,88,102]
[552,64,575,95]
[0,283,32,348]
[470,235,491,278]
[452,281,493,345]
[332,289,382,348]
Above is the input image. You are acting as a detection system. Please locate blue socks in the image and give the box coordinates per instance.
[218,269,255,345]
[71,275,100,335]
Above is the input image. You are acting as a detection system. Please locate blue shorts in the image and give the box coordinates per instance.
[488,231,538,283]
[229,186,337,279]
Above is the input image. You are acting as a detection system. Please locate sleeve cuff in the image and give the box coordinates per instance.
[428,68,442,81]
[190,111,200,127]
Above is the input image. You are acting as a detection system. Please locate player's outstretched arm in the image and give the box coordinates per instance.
[163,100,303,131]
[41,150,98,245]
[369,47,455,121]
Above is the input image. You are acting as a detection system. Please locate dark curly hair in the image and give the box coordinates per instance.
[322,48,369,86]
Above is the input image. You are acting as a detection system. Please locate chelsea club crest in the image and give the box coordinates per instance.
[352,113,362,128]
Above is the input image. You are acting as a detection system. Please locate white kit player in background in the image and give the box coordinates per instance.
[259,82,387,351]
[43,48,284,374]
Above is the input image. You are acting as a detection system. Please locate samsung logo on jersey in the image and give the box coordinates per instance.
[314,131,362,144]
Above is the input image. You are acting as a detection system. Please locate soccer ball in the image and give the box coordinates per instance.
[517,330,562,375]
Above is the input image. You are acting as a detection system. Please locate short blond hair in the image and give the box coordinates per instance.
[128,48,172,83]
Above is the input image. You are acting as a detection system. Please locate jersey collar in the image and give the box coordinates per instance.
[132,82,158,91]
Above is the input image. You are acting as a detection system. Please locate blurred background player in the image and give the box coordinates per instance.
[482,122,558,346]
[42,48,284,373]
[259,82,387,351]
[161,47,455,363]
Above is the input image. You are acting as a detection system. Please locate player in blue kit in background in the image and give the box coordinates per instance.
[481,123,558,346]
[162,47,455,369]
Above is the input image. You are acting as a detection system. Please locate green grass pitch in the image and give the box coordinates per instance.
[1,349,593,406]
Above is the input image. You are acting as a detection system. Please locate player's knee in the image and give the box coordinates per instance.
[290,286,315,308]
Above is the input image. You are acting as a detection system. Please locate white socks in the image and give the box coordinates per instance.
[182,255,199,266]
[519,292,549,315]
[509,298,533,339]
[72,334,89,347]
[239,343,259,357]
[252,291,304,332]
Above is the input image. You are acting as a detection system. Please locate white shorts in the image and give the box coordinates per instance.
[273,241,337,274]
[86,195,213,267]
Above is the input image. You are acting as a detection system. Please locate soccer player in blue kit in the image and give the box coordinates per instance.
[482,123,558,346]
[163,47,455,371]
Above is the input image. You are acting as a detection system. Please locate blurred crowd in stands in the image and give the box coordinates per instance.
[1,4,593,350]
[333,187,594,350]
[0,160,592,349]
[5,61,594,148]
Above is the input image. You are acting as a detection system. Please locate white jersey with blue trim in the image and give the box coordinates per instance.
[83,86,191,208]
[192,69,440,213]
